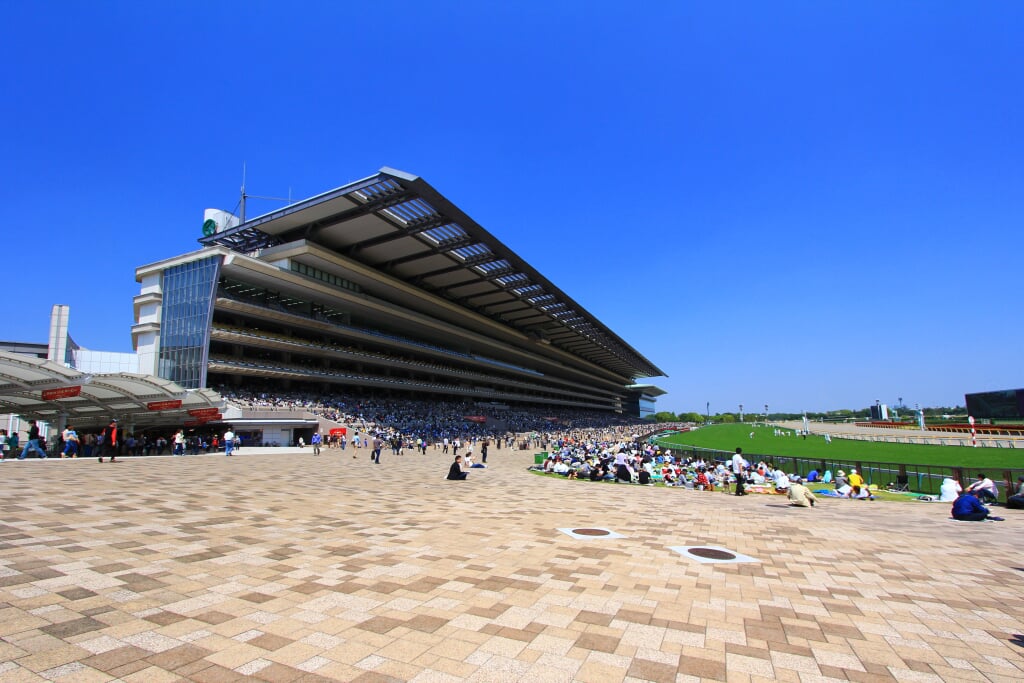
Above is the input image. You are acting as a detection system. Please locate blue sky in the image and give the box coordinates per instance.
[2,2,1021,415]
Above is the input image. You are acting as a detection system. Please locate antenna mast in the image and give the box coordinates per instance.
[240,162,247,224]
[237,164,290,225]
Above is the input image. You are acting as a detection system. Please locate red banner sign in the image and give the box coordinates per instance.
[183,419,201,427]
[188,407,221,418]
[329,428,347,436]
[463,415,487,423]
[147,399,183,411]
[42,386,81,400]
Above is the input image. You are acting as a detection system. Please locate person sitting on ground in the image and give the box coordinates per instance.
[834,470,849,490]
[446,454,468,480]
[615,460,633,483]
[1007,476,1024,510]
[787,477,816,507]
[951,489,995,521]
[939,477,962,502]
[965,473,999,504]
[772,467,791,493]
[806,468,820,483]
[847,469,864,490]
[552,458,570,475]
[695,468,711,491]
[848,485,875,500]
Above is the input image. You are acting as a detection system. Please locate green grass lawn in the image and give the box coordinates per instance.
[658,424,1023,469]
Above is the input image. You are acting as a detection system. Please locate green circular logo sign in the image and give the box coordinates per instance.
[202,219,217,236]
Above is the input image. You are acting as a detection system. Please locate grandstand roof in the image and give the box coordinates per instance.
[200,168,664,380]
[0,351,223,425]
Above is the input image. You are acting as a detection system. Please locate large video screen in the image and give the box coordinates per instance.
[964,389,1024,420]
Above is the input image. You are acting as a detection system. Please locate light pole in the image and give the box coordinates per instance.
[764,403,768,425]
[739,404,744,422]
[706,401,710,424]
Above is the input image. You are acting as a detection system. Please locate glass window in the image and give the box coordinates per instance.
[157,256,221,388]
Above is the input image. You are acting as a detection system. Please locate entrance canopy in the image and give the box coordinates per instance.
[0,351,223,426]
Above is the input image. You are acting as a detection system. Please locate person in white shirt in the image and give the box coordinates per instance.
[938,477,962,502]
[772,467,791,491]
[731,448,748,496]
[224,429,236,456]
[965,474,998,503]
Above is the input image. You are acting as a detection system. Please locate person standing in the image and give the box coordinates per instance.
[98,419,120,463]
[481,439,489,464]
[173,429,186,456]
[311,431,322,456]
[731,447,747,496]
[372,434,383,464]
[224,428,236,456]
[18,420,48,459]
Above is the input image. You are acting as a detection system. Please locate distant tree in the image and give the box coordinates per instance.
[680,412,703,423]
[719,413,736,423]
[654,411,678,423]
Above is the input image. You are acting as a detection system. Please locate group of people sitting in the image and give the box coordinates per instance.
[947,473,1024,521]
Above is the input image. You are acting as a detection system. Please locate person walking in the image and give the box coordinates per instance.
[98,419,120,463]
[18,420,48,459]
[224,428,236,456]
[61,425,79,458]
[311,431,322,456]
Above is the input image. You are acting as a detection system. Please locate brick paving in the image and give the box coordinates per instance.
[0,445,1021,682]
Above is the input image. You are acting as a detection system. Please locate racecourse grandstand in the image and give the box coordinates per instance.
[133,168,665,416]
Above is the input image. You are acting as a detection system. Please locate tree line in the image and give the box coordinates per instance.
[650,406,967,424]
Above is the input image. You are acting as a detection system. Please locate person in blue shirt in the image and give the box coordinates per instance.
[951,490,998,521]
[311,431,322,456]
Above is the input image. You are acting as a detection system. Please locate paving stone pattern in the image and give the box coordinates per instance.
[0,446,1021,682]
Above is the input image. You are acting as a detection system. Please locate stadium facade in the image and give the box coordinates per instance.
[133,168,665,420]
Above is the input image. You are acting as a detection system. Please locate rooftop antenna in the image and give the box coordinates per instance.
[238,162,292,224]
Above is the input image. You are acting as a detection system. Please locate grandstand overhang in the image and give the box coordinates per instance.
[0,350,223,425]
[200,167,665,380]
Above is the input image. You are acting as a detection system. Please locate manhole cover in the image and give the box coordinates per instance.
[558,527,625,539]
[688,547,736,560]
[668,545,759,564]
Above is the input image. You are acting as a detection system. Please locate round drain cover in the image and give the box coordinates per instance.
[688,547,736,560]
[572,528,611,536]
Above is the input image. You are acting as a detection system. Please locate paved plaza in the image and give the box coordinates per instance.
[0,445,1021,682]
